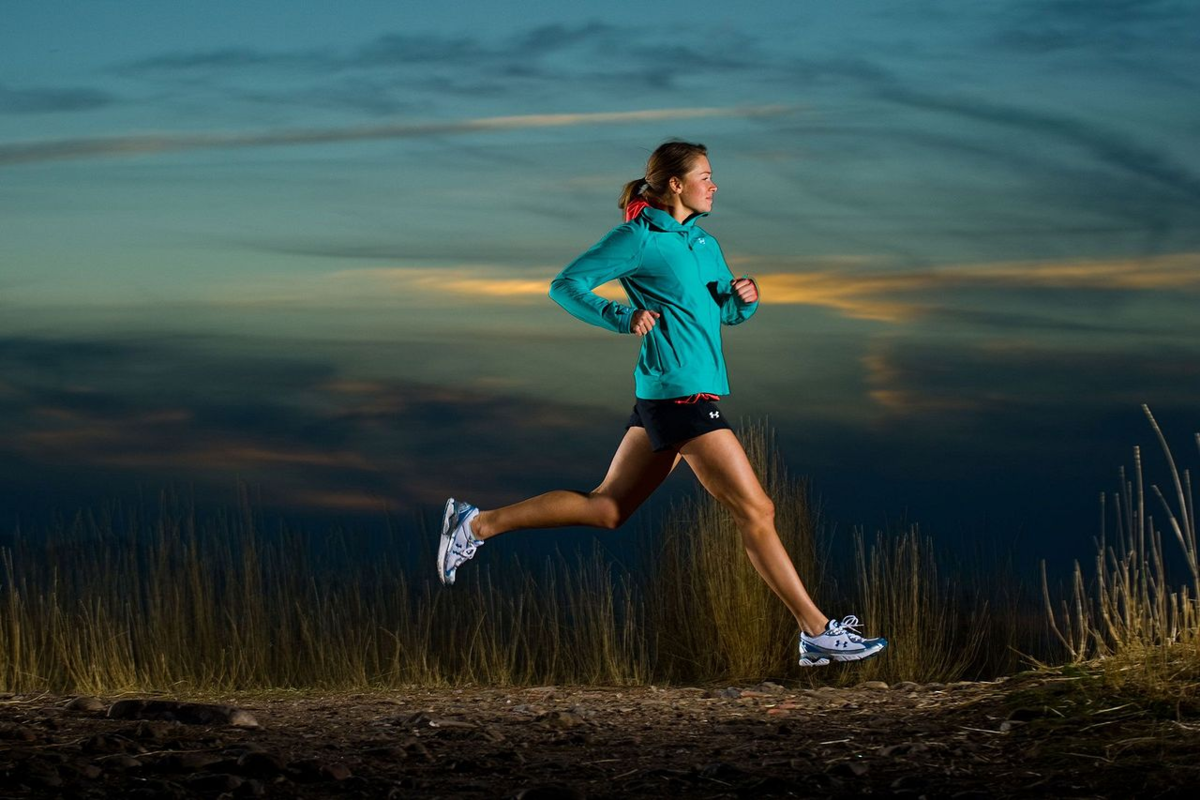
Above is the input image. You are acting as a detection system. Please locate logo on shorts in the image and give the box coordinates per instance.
[709,411,720,419]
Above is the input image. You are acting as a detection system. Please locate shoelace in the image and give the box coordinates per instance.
[830,615,865,642]
[450,539,476,567]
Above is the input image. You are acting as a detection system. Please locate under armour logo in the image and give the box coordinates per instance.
[709,411,720,419]
[697,237,706,245]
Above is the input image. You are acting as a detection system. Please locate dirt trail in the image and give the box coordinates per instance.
[1,675,1196,798]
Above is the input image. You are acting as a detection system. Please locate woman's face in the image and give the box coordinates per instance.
[672,155,717,216]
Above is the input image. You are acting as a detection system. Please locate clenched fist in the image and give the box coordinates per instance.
[630,309,660,336]
[732,277,758,304]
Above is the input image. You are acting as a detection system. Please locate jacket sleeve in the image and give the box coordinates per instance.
[710,240,759,325]
[718,275,759,325]
[549,223,643,334]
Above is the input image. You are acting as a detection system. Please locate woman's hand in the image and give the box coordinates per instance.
[732,277,758,304]
[630,309,661,336]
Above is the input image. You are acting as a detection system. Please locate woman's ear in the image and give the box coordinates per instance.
[668,176,682,195]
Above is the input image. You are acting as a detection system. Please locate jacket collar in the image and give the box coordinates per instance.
[640,207,707,245]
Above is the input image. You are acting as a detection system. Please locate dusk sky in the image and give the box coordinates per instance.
[3,1,1199,574]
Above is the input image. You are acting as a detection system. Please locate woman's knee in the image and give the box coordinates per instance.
[732,493,775,529]
[588,492,626,530]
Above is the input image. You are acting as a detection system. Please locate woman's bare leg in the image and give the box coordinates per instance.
[471,427,680,540]
[679,429,828,635]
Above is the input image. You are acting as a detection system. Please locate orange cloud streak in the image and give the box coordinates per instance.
[214,252,1199,324]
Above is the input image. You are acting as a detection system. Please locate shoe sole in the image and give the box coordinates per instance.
[802,643,888,664]
[799,656,831,667]
[437,498,457,586]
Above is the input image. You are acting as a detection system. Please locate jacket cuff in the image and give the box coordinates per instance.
[615,305,635,334]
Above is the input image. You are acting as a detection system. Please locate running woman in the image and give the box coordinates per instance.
[439,141,887,667]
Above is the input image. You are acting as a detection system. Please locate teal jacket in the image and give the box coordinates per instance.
[549,207,759,399]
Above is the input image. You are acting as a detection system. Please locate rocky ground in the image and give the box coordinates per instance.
[1,672,1197,799]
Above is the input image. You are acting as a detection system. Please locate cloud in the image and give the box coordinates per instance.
[860,335,1200,424]
[876,86,1200,203]
[204,264,645,311]
[117,22,757,80]
[747,252,1200,323]
[0,104,790,167]
[120,46,334,74]
[0,82,115,114]
[108,22,771,110]
[0,333,618,521]
[991,0,1187,54]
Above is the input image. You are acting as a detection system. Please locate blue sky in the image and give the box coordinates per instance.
[2,1,1199,571]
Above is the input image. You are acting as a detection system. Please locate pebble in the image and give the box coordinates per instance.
[404,740,433,762]
[130,720,177,740]
[537,711,585,729]
[857,681,891,691]
[400,711,436,728]
[65,696,106,712]
[103,754,144,770]
[478,724,506,743]
[83,733,128,754]
[108,699,259,728]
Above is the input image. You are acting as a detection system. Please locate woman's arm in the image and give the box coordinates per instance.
[549,223,645,333]
[708,239,759,325]
[719,275,759,325]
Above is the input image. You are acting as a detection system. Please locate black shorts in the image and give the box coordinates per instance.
[625,397,732,452]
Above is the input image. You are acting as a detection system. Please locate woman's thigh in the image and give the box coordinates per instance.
[678,429,771,516]
[593,427,682,517]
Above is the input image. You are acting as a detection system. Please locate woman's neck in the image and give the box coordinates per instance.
[666,200,694,224]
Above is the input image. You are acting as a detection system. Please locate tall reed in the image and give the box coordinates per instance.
[846,526,992,684]
[1042,404,1198,684]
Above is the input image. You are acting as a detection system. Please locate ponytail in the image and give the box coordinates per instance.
[618,177,648,211]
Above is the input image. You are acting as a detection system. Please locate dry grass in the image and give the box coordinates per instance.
[846,527,991,684]
[0,419,1039,693]
[645,422,821,682]
[1042,404,1199,711]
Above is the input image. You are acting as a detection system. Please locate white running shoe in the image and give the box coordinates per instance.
[438,498,483,586]
[799,615,888,666]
